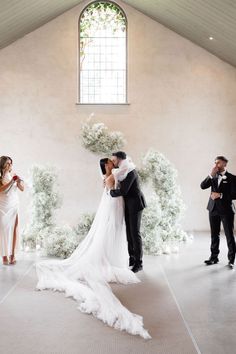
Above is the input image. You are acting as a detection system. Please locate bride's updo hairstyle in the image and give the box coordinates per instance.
[100,158,109,175]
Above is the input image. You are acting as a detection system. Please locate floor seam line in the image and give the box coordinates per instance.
[0,262,35,305]
[160,264,202,354]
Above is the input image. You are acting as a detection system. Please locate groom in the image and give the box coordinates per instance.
[110,151,146,273]
[201,156,236,268]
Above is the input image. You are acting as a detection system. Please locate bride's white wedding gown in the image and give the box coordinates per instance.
[35,185,151,339]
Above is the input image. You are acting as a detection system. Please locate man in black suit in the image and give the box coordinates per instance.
[201,156,236,268]
[110,151,146,273]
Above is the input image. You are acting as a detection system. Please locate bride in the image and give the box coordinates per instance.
[36,158,150,339]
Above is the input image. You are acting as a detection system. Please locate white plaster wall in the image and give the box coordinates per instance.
[0,0,236,231]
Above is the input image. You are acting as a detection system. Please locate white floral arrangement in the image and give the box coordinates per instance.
[81,115,126,155]
[139,149,188,254]
[21,164,96,257]
[74,213,95,242]
[22,123,188,258]
[21,165,62,249]
[43,213,96,258]
[42,225,78,259]
[141,194,163,254]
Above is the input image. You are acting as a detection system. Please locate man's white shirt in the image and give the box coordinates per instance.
[208,170,227,199]
[209,170,226,187]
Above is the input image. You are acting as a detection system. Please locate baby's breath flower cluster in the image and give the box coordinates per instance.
[22,165,62,249]
[81,120,126,155]
[22,165,96,258]
[139,150,188,254]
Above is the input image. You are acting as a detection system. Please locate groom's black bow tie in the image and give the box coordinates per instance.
[217,173,222,177]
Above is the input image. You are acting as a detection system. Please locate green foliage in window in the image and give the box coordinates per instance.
[80,2,126,68]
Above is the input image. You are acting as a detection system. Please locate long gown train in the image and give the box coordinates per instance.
[35,189,151,339]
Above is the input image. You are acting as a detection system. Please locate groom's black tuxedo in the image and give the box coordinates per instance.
[201,172,236,214]
[110,169,146,266]
[201,172,236,263]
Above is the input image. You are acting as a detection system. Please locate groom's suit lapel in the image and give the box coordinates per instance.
[212,175,219,191]
[219,172,230,192]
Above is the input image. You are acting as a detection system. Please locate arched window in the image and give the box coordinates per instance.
[79,1,127,104]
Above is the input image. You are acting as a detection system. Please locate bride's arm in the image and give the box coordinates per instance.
[110,171,136,197]
[105,174,115,189]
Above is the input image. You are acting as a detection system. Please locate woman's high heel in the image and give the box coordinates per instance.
[2,256,9,265]
[9,255,16,265]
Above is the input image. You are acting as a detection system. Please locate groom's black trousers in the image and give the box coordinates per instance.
[209,211,236,263]
[124,208,143,265]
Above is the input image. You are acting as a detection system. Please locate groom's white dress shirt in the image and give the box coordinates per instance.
[209,170,227,199]
[209,170,226,186]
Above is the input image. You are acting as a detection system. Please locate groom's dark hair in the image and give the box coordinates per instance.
[112,151,126,160]
[215,155,228,163]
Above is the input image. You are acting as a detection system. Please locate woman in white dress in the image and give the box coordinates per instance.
[36,158,150,339]
[0,156,24,265]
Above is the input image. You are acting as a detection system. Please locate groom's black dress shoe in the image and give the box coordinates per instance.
[132,264,143,273]
[204,258,219,265]
[228,262,234,269]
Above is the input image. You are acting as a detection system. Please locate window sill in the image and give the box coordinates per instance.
[76,103,130,105]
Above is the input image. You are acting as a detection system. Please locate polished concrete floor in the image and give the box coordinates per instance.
[153,232,236,354]
[0,233,236,354]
